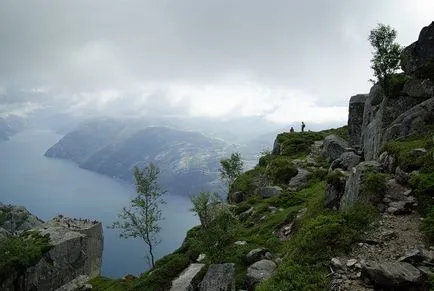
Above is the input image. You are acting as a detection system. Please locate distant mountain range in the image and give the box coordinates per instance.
[0,115,27,141]
[44,119,246,195]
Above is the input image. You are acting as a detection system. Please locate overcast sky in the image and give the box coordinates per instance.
[0,1,433,123]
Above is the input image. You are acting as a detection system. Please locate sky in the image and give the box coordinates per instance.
[0,0,433,124]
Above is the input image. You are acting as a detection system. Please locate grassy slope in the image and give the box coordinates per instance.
[90,125,384,291]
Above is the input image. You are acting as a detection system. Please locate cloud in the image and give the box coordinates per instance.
[0,0,433,123]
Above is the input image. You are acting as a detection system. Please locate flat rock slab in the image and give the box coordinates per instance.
[246,259,277,288]
[171,263,205,291]
[199,263,235,291]
[362,261,423,286]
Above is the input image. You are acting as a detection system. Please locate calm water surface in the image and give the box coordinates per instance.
[0,130,198,277]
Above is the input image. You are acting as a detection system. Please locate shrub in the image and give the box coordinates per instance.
[384,73,410,98]
[421,206,434,243]
[231,167,266,196]
[0,231,51,283]
[410,173,434,216]
[265,156,298,185]
[360,171,387,204]
[277,132,324,158]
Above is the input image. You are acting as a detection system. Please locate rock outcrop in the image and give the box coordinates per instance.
[401,21,434,78]
[246,259,277,289]
[1,214,103,291]
[322,134,349,161]
[170,263,206,291]
[199,263,235,291]
[0,203,43,235]
[340,161,381,212]
[348,94,368,147]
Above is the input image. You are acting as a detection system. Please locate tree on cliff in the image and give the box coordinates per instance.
[190,192,239,263]
[219,152,244,193]
[369,23,402,88]
[190,191,220,229]
[110,163,165,268]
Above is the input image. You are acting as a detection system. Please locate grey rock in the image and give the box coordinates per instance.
[246,248,270,264]
[339,151,361,171]
[361,82,430,160]
[395,166,410,185]
[385,179,412,201]
[239,207,254,220]
[362,261,423,286]
[409,148,428,158]
[331,258,344,270]
[170,263,206,291]
[234,241,247,246]
[347,259,357,267]
[322,134,349,161]
[246,260,277,289]
[0,204,43,234]
[272,137,280,155]
[383,97,434,144]
[401,21,434,76]
[199,263,235,291]
[288,168,310,189]
[340,161,381,212]
[348,94,368,147]
[259,186,282,198]
[330,158,343,170]
[387,201,414,215]
[2,215,103,291]
[401,77,434,98]
[324,170,347,210]
[56,275,91,291]
[398,247,434,266]
[379,151,396,173]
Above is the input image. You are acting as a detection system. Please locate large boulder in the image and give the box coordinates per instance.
[199,263,235,291]
[360,82,431,160]
[1,216,103,291]
[338,151,361,171]
[321,134,349,161]
[258,186,282,198]
[324,170,347,210]
[401,21,434,78]
[340,161,382,212]
[288,168,310,190]
[383,97,434,143]
[170,263,206,291]
[246,260,277,289]
[348,94,368,147]
[362,261,423,287]
[246,248,272,265]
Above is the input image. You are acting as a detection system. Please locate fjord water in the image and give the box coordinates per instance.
[0,130,198,277]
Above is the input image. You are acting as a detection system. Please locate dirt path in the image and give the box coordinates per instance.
[331,212,426,290]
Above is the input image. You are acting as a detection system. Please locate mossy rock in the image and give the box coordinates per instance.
[265,156,298,185]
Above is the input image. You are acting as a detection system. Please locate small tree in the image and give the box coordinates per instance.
[368,23,402,88]
[190,194,239,263]
[219,152,244,192]
[190,192,221,229]
[111,163,166,268]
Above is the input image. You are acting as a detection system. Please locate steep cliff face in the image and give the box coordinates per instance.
[1,212,103,291]
[357,22,434,161]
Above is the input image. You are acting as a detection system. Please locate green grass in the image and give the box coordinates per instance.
[382,133,434,172]
[0,231,52,283]
[256,183,379,291]
[265,156,298,185]
[275,132,325,158]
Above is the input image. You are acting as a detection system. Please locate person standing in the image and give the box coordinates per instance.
[301,122,306,132]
